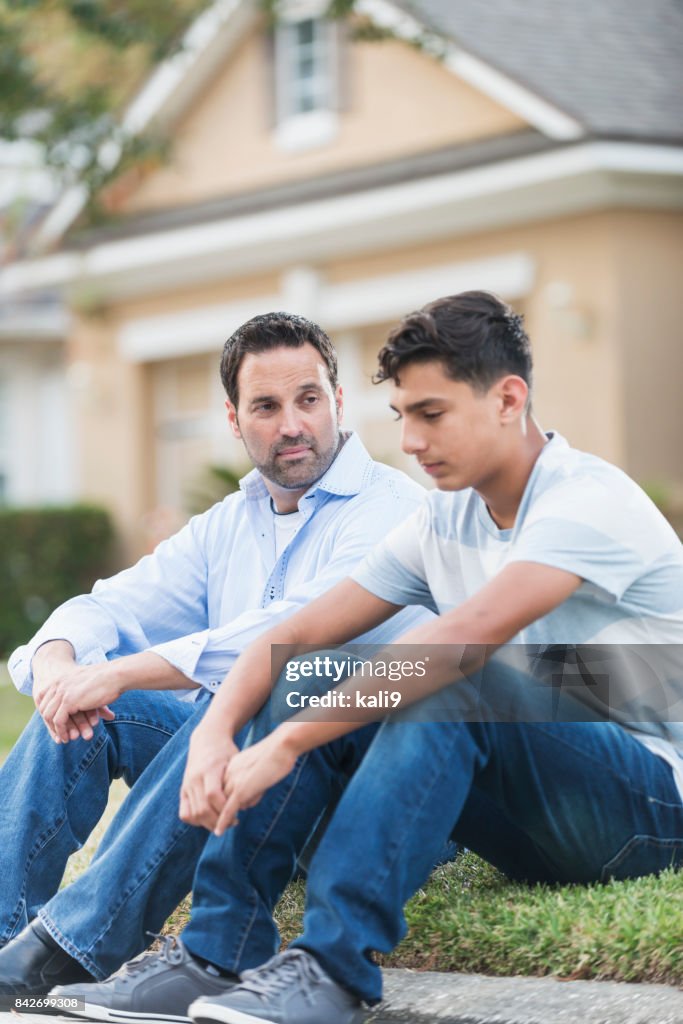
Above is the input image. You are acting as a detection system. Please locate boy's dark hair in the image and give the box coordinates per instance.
[375,290,532,394]
[220,312,338,406]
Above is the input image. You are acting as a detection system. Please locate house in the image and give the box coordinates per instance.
[0,141,73,507]
[1,0,682,557]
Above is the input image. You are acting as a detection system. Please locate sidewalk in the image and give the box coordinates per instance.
[369,970,683,1024]
[3,971,682,1024]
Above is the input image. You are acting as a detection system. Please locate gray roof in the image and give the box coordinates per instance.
[407,0,683,141]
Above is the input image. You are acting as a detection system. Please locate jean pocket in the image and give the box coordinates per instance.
[600,835,683,882]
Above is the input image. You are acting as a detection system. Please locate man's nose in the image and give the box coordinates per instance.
[278,404,305,437]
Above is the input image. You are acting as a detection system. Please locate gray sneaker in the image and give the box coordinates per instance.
[50,935,237,1022]
[188,949,365,1024]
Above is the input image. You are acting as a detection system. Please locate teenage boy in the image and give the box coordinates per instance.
[169,290,681,1024]
[55,291,683,1024]
[0,312,429,999]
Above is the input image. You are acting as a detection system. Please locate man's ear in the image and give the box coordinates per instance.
[335,384,344,424]
[226,399,241,439]
[497,375,529,424]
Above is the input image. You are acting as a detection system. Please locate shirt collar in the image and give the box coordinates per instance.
[238,431,373,503]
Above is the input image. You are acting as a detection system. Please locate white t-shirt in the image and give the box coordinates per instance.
[352,432,683,798]
[273,507,304,559]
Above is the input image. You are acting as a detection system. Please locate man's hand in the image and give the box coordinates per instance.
[212,728,299,837]
[32,641,115,743]
[179,721,240,831]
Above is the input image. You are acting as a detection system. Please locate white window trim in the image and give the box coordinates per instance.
[274,107,338,151]
[273,12,339,153]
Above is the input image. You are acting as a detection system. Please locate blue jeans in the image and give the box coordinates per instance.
[0,684,353,981]
[181,654,683,1005]
[0,689,223,978]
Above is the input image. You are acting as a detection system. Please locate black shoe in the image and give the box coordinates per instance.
[51,935,237,1022]
[0,919,93,996]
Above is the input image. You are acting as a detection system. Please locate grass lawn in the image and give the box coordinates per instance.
[2,667,681,987]
[167,847,683,988]
[0,665,33,761]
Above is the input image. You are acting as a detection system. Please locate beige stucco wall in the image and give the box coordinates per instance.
[122,24,526,213]
[611,210,683,488]
[69,207,683,558]
[67,312,153,557]
[322,211,625,465]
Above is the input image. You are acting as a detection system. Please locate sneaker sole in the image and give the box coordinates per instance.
[62,1004,191,1024]
[189,1001,277,1024]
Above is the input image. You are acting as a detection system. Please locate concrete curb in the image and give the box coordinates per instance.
[1,973,682,1024]
[368,970,683,1024]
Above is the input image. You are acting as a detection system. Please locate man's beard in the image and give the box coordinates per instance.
[250,431,342,490]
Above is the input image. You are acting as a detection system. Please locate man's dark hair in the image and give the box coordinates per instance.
[220,311,338,406]
[375,290,532,394]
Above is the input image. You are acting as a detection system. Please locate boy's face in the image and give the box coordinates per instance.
[389,360,508,492]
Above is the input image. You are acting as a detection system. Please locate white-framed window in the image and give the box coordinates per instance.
[273,1,340,151]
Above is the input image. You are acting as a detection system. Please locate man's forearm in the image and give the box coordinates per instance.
[31,639,76,676]
[113,651,199,693]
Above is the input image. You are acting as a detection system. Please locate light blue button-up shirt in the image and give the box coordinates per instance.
[8,433,431,697]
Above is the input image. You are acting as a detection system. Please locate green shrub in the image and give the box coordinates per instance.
[0,505,115,658]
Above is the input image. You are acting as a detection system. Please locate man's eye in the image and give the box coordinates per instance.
[424,411,443,421]
[256,403,274,413]
[392,413,403,422]
[302,394,319,405]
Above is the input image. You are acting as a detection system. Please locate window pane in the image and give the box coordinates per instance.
[296,19,315,46]
[276,15,333,122]
[297,54,316,79]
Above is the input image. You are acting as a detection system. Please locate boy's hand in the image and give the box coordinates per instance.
[179,721,239,831]
[213,729,299,836]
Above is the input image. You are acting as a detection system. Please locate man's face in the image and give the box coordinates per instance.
[390,360,506,492]
[227,343,342,492]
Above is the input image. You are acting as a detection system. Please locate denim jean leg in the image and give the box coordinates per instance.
[0,690,193,947]
[294,718,475,1004]
[182,653,378,974]
[295,658,683,1004]
[452,718,683,883]
[0,709,112,945]
[38,696,222,979]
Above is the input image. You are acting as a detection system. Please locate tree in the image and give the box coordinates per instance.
[0,0,384,233]
[0,0,210,203]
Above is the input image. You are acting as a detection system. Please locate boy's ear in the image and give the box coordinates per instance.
[226,399,241,439]
[497,375,529,422]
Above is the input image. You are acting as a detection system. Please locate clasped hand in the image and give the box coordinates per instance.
[179,724,297,836]
[34,662,121,744]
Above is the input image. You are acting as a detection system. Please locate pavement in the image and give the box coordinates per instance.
[2,971,683,1024]
[369,970,683,1024]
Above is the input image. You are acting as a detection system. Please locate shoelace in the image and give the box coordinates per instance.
[113,934,185,982]
[238,950,322,1007]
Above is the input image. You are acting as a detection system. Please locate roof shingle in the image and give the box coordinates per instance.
[407,0,683,140]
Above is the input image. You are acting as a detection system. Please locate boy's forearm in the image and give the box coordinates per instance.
[204,631,300,738]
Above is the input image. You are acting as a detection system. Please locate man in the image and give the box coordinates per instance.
[64,289,682,1024]
[0,311,429,1001]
